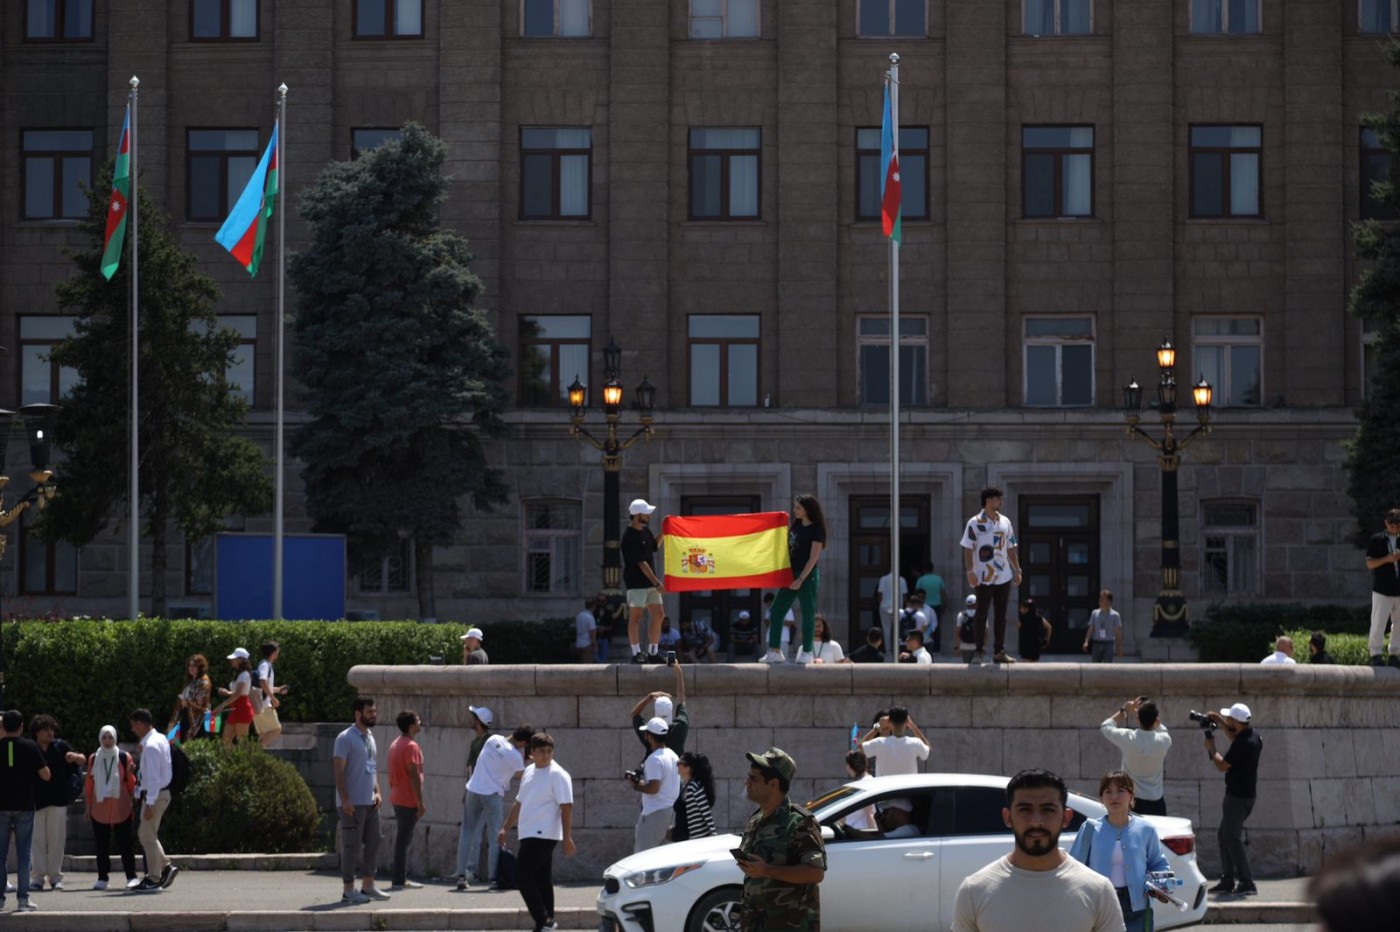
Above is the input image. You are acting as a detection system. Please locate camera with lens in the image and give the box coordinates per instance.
[1188,710,1217,735]
[624,768,643,783]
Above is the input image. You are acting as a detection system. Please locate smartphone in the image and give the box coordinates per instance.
[730,848,750,863]
[665,650,677,666]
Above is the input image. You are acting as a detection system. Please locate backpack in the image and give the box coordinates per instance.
[168,743,191,796]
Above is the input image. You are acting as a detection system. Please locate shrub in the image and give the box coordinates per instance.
[1187,603,1369,663]
[1285,630,1372,666]
[162,740,322,854]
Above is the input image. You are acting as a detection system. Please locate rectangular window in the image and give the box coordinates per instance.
[857,127,929,222]
[1190,125,1261,218]
[191,0,258,39]
[858,317,928,406]
[1023,0,1091,35]
[520,128,592,220]
[357,539,411,594]
[857,0,927,36]
[1202,500,1259,597]
[186,516,245,596]
[187,129,260,222]
[25,0,93,40]
[1190,0,1260,33]
[522,0,590,36]
[19,316,79,405]
[520,315,590,406]
[690,0,759,37]
[354,0,423,37]
[1192,317,1262,406]
[352,128,403,158]
[22,130,92,221]
[1024,317,1094,407]
[524,501,582,594]
[1022,126,1094,218]
[1361,127,1396,221]
[222,315,257,405]
[19,509,77,596]
[689,128,760,220]
[1361,0,1397,32]
[689,315,760,406]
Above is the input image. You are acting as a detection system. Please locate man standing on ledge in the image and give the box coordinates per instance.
[621,498,666,664]
[1365,507,1400,666]
[961,486,1023,665]
[735,747,826,931]
[1206,703,1262,896]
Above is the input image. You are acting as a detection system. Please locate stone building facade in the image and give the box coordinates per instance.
[0,1,1383,651]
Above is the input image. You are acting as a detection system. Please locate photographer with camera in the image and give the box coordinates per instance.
[1202,703,1262,896]
[627,718,680,853]
[1099,697,1172,815]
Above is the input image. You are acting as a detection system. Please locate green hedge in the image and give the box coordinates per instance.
[1284,630,1372,666]
[0,617,574,746]
[164,740,322,854]
[1187,602,1370,663]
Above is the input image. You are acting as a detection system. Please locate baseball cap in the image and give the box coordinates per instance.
[737,610,750,620]
[1220,702,1252,723]
[469,705,493,726]
[965,594,977,606]
[654,696,674,724]
[629,498,657,516]
[639,716,669,736]
[227,647,250,661]
[877,797,914,813]
[745,747,797,783]
[460,627,485,642]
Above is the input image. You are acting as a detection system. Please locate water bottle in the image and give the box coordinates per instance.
[1146,870,1188,911]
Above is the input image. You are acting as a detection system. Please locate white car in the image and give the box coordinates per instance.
[597,773,1208,932]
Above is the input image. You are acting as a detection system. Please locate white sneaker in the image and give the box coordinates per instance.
[91,880,108,891]
[341,889,370,904]
[794,649,814,665]
[361,885,392,901]
[760,649,785,664]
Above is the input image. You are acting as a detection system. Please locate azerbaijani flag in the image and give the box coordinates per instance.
[215,120,279,276]
[880,80,902,244]
[662,512,793,592]
[99,103,131,281]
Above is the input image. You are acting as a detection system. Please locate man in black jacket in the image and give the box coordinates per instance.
[0,709,51,911]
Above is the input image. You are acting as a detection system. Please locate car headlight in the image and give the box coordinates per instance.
[623,862,705,888]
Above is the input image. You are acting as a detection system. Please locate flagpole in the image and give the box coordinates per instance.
[887,53,901,660]
[128,75,140,622]
[273,84,287,621]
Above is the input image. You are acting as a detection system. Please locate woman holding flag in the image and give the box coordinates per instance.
[762,495,827,665]
[169,654,213,741]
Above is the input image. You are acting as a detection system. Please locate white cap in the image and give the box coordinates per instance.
[737,610,750,619]
[469,705,493,726]
[1221,702,1252,723]
[461,627,485,642]
[654,696,674,724]
[227,647,250,661]
[639,716,669,736]
[629,498,657,516]
[878,797,914,813]
[965,594,977,606]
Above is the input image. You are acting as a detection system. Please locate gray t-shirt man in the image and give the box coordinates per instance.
[334,724,379,807]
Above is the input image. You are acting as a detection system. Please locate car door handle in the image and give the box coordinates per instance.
[902,852,935,860]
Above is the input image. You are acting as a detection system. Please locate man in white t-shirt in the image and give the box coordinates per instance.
[627,717,680,852]
[1099,697,1172,816]
[254,641,289,747]
[575,594,604,663]
[1259,636,1296,665]
[876,572,909,651]
[498,733,575,932]
[961,487,1023,665]
[953,769,1123,932]
[859,707,930,776]
[456,724,532,890]
[898,629,933,665]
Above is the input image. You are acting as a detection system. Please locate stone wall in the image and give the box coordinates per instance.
[335,662,1400,884]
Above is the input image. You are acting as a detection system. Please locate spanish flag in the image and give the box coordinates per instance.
[662,512,793,592]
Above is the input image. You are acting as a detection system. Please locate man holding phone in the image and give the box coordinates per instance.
[735,747,826,931]
[628,660,688,755]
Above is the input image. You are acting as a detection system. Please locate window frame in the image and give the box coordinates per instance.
[522,500,583,596]
[687,314,761,407]
[1189,0,1262,34]
[18,508,78,597]
[351,127,403,159]
[221,315,257,405]
[352,0,424,39]
[18,315,79,406]
[856,126,930,223]
[189,0,259,41]
[1360,126,1396,221]
[518,314,592,407]
[1360,0,1398,33]
[856,0,928,37]
[689,0,760,38]
[186,127,261,223]
[519,127,593,221]
[856,315,929,407]
[24,0,95,42]
[1188,123,1263,219]
[1022,315,1096,408]
[1191,316,1263,407]
[688,127,762,221]
[1021,125,1095,219]
[21,128,93,222]
[356,539,413,594]
[1021,0,1093,36]
[519,0,592,37]
[1201,499,1260,598]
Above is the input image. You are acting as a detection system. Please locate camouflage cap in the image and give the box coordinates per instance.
[745,747,796,783]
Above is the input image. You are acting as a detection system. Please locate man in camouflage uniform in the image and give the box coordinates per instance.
[736,747,826,931]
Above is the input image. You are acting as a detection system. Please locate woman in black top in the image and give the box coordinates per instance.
[1016,597,1053,662]
[762,494,828,665]
[671,752,717,842]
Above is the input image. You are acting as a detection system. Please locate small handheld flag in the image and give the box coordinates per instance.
[100,104,132,281]
[166,723,181,745]
[215,120,279,276]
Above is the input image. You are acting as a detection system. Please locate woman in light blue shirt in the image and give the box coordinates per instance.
[1069,770,1171,932]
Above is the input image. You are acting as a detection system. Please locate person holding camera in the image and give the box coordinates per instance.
[628,717,680,852]
[1205,703,1262,896]
[629,659,688,755]
[1099,697,1172,816]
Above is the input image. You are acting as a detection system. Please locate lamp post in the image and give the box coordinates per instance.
[568,338,656,595]
[0,404,60,706]
[1123,340,1213,638]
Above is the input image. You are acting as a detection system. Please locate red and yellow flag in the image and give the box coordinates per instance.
[662,512,792,592]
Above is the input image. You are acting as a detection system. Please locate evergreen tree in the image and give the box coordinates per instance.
[1346,41,1400,546]
[289,123,508,618]
[43,170,274,616]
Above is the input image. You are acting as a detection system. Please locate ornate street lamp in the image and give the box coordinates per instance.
[1123,339,1213,638]
[568,339,656,593]
[0,404,60,705]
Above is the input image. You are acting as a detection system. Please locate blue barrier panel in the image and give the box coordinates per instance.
[213,533,346,620]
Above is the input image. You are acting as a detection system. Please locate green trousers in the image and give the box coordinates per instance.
[768,570,819,653]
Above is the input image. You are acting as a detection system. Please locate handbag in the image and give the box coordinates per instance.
[495,846,517,890]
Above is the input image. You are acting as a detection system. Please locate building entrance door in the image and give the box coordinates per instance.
[848,496,929,650]
[1017,496,1100,654]
[678,495,762,656]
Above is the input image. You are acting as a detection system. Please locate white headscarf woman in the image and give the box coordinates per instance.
[92,726,123,802]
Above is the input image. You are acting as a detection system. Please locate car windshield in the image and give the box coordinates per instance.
[805,784,860,816]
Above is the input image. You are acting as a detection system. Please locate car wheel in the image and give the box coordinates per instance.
[686,885,743,932]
